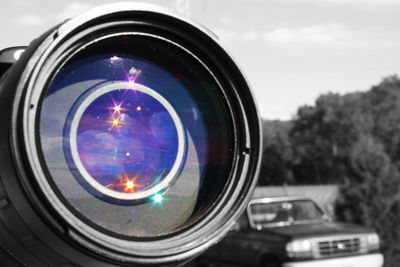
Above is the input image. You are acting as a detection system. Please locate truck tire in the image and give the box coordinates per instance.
[260,256,281,267]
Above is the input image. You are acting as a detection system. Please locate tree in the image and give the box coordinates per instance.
[365,76,400,159]
[282,75,400,266]
[335,135,400,267]
[258,120,294,185]
[289,92,373,184]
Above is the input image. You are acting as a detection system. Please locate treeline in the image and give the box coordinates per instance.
[260,75,400,186]
[259,75,400,266]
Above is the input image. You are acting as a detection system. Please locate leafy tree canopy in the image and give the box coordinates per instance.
[259,75,400,185]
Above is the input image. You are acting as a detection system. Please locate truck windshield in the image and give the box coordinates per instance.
[249,199,325,227]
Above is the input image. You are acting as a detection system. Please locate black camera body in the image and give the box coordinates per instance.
[0,3,261,267]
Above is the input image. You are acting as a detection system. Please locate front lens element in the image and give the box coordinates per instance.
[39,35,234,238]
[68,82,185,201]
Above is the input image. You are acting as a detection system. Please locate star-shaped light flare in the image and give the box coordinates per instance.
[105,174,142,194]
[122,174,142,193]
[106,98,128,131]
[127,66,142,88]
[107,99,127,116]
[107,118,122,130]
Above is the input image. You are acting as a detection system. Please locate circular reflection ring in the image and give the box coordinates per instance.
[69,81,186,200]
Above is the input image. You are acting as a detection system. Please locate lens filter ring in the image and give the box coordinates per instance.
[10,3,261,264]
[65,81,187,202]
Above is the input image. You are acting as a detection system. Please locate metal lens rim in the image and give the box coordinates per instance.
[14,5,259,261]
[69,81,186,201]
[22,29,242,256]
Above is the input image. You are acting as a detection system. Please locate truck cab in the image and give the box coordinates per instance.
[198,196,384,267]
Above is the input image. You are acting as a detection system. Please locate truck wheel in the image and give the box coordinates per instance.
[194,258,214,267]
[196,263,218,267]
[260,256,281,267]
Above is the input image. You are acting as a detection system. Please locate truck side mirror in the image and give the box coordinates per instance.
[323,214,333,222]
[231,222,241,232]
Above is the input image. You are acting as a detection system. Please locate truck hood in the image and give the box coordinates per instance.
[260,222,374,239]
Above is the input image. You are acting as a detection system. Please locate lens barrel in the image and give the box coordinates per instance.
[0,3,262,266]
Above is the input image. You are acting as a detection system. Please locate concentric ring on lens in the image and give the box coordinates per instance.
[68,81,186,201]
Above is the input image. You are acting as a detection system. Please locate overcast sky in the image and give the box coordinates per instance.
[1,0,400,120]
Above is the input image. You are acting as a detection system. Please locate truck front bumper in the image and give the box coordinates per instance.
[283,253,384,267]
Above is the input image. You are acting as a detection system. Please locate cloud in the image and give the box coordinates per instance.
[242,31,260,41]
[324,0,399,3]
[213,28,237,42]
[10,0,31,6]
[264,24,342,44]
[280,0,400,4]
[218,15,243,28]
[13,3,95,30]
[173,0,191,17]
[55,2,94,21]
[278,0,400,4]
[16,14,45,26]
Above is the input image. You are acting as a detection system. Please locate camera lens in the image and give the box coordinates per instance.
[39,34,235,238]
[0,4,262,266]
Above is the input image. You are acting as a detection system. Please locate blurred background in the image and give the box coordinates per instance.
[2,0,400,266]
[2,0,400,120]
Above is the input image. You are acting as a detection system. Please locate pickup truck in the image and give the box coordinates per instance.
[197,196,384,267]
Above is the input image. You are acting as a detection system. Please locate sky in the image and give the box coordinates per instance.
[1,0,400,120]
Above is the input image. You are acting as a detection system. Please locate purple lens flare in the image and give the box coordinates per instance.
[39,45,232,237]
[69,81,186,201]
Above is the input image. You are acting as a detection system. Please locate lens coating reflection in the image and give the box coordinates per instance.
[75,89,179,196]
[39,34,234,238]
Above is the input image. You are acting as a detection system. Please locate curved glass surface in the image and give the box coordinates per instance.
[39,34,234,238]
[75,89,180,195]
